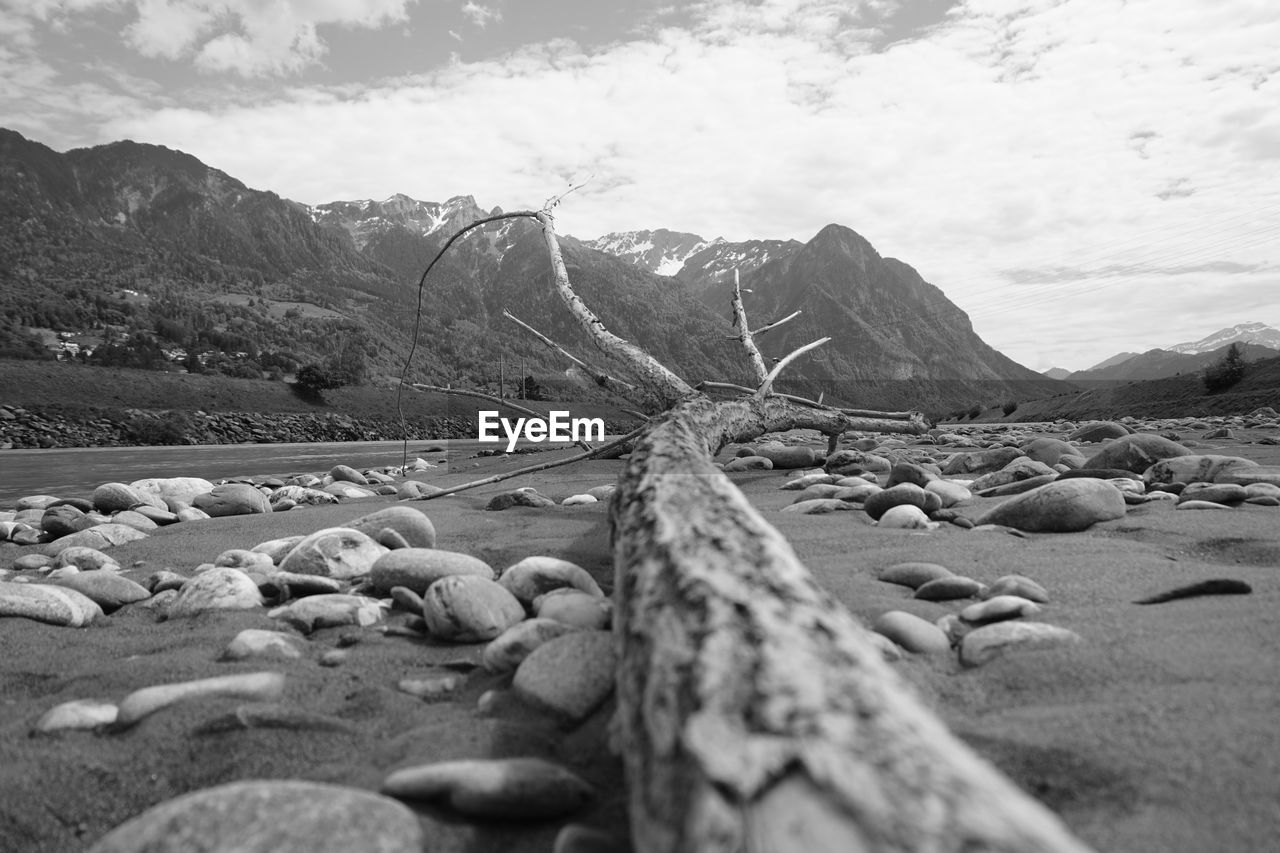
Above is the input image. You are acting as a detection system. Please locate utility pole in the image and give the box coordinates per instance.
[499,355,505,400]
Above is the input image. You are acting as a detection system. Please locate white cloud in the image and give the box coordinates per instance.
[6,0,1280,370]
[460,1,500,28]
[7,0,419,76]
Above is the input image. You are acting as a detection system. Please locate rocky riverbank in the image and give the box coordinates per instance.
[3,412,1280,852]
[0,405,636,450]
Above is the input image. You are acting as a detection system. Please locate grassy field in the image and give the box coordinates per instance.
[0,358,635,425]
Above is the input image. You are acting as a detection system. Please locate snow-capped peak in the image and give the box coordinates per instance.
[583,229,724,276]
[1166,322,1280,355]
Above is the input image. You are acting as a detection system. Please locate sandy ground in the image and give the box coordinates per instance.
[2,428,1279,852]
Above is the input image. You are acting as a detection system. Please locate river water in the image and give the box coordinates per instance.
[0,439,486,505]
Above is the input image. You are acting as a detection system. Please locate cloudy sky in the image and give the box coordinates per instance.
[2,0,1277,371]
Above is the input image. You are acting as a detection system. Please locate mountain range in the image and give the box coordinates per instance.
[1059,323,1280,383]
[1,127,1067,413]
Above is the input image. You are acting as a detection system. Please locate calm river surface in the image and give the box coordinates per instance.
[0,439,496,505]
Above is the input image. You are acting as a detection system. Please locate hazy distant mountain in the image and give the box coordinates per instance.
[1085,351,1140,371]
[1066,343,1280,383]
[1167,322,1280,355]
[0,126,1065,412]
[1068,323,1280,382]
[1042,367,1071,380]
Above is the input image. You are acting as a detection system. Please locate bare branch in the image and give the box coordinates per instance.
[535,210,693,407]
[501,309,639,400]
[696,381,929,434]
[750,309,801,337]
[730,269,769,383]
[755,337,830,399]
[413,425,647,500]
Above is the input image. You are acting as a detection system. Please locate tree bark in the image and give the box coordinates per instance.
[610,394,1095,853]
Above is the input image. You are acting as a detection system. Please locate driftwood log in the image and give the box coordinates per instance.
[611,394,1093,852]
[411,205,1096,852]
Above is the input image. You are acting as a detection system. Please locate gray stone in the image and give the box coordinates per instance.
[754,443,818,469]
[498,557,604,608]
[781,498,857,514]
[824,450,891,476]
[877,505,938,529]
[329,464,368,485]
[723,456,773,472]
[871,611,951,654]
[277,528,388,580]
[92,482,156,514]
[192,483,272,517]
[129,477,217,505]
[513,629,617,721]
[0,582,102,627]
[960,595,1042,625]
[369,548,494,595]
[486,490,558,509]
[969,458,1058,492]
[977,478,1126,532]
[346,505,437,548]
[1068,421,1130,442]
[1021,437,1085,467]
[54,545,119,571]
[269,594,386,633]
[878,562,953,589]
[1144,454,1259,485]
[41,504,95,538]
[863,483,942,521]
[41,523,148,554]
[959,621,1082,667]
[381,758,594,819]
[941,446,1025,476]
[482,619,583,673]
[914,576,985,601]
[167,568,264,618]
[533,590,612,630]
[1179,483,1249,505]
[422,575,525,642]
[1083,433,1192,474]
[221,629,303,661]
[49,572,150,613]
[983,575,1049,603]
[87,779,423,853]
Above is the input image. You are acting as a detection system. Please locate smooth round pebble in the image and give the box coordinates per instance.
[422,575,525,642]
[914,576,985,601]
[87,779,424,853]
[960,595,1042,625]
[870,611,951,654]
[959,621,1082,667]
[878,562,953,589]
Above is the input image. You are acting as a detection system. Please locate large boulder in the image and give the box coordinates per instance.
[1144,455,1260,485]
[1068,421,1130,442]
[129,477,216,505]
[977,478,1127,533]
[1083,434,1192,474]
[192,484,273,517]
[940,446,1025,476]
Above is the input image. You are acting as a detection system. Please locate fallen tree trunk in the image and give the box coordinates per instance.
[407,206,1094,852]
[610,394,1095,853]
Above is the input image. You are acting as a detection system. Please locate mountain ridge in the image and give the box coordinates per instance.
[0,127,1063,413]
